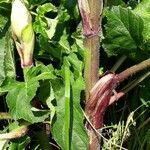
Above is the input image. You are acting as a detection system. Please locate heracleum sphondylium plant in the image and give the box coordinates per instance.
[11,0,35,67]
[0,0,150,149]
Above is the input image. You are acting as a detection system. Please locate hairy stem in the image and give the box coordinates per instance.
[84,37,100,100]
[78,0,103,149]
[118,58,150,82]
[78,0,103,100]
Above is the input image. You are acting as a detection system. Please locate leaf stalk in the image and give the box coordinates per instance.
[0,125,28,140]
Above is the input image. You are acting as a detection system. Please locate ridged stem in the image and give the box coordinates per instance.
[77,0,103,149]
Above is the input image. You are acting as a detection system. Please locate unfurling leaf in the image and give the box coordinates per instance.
[11,0,35,67]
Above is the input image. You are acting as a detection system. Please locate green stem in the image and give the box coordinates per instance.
[122,72,150,92]
[23,67,30,82]
[111,55,127,72]
[138,117,150,130]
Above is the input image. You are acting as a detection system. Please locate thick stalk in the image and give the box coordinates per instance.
[84,36,100,100]
[85,1,103,149]
[85,0,103,100]
[77,0,103,149]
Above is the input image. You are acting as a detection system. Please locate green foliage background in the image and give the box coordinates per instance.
[0,0,149,149]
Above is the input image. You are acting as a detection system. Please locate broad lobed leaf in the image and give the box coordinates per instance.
[103,6,144,58]
[134,0,150,41]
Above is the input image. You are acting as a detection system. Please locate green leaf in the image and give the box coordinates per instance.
[38,80,56,123]
[6,65,56,123]
[64,60,72,150]
[52,78,88,150]
[67,53,83,79]
[134,0,150,41]
[0,15,8,86]
[0,78,20,94]
[4,31,16,80]
[63,0,79,19]
[24,64,55,81]
[0,15,15,87]
[51,78,66,149]
[103,6,144,59]
[9,136,30,150]
[36,3,57,15]
[0,38,6,85]
[59,31,71,53]
[52,60,71,150]
[28,0,47,6]
[34,15,48,38]
[71,24,85,57]
[6,80,42,123]
[33,3,57,38]
[70,75,88,150]
[46,19,58,39]
[52,57,88,150]
[34,2,70,54]
[106,0,126,7]
[38,35,62,60]
[45,83,55,123]
[0,0,11,3]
